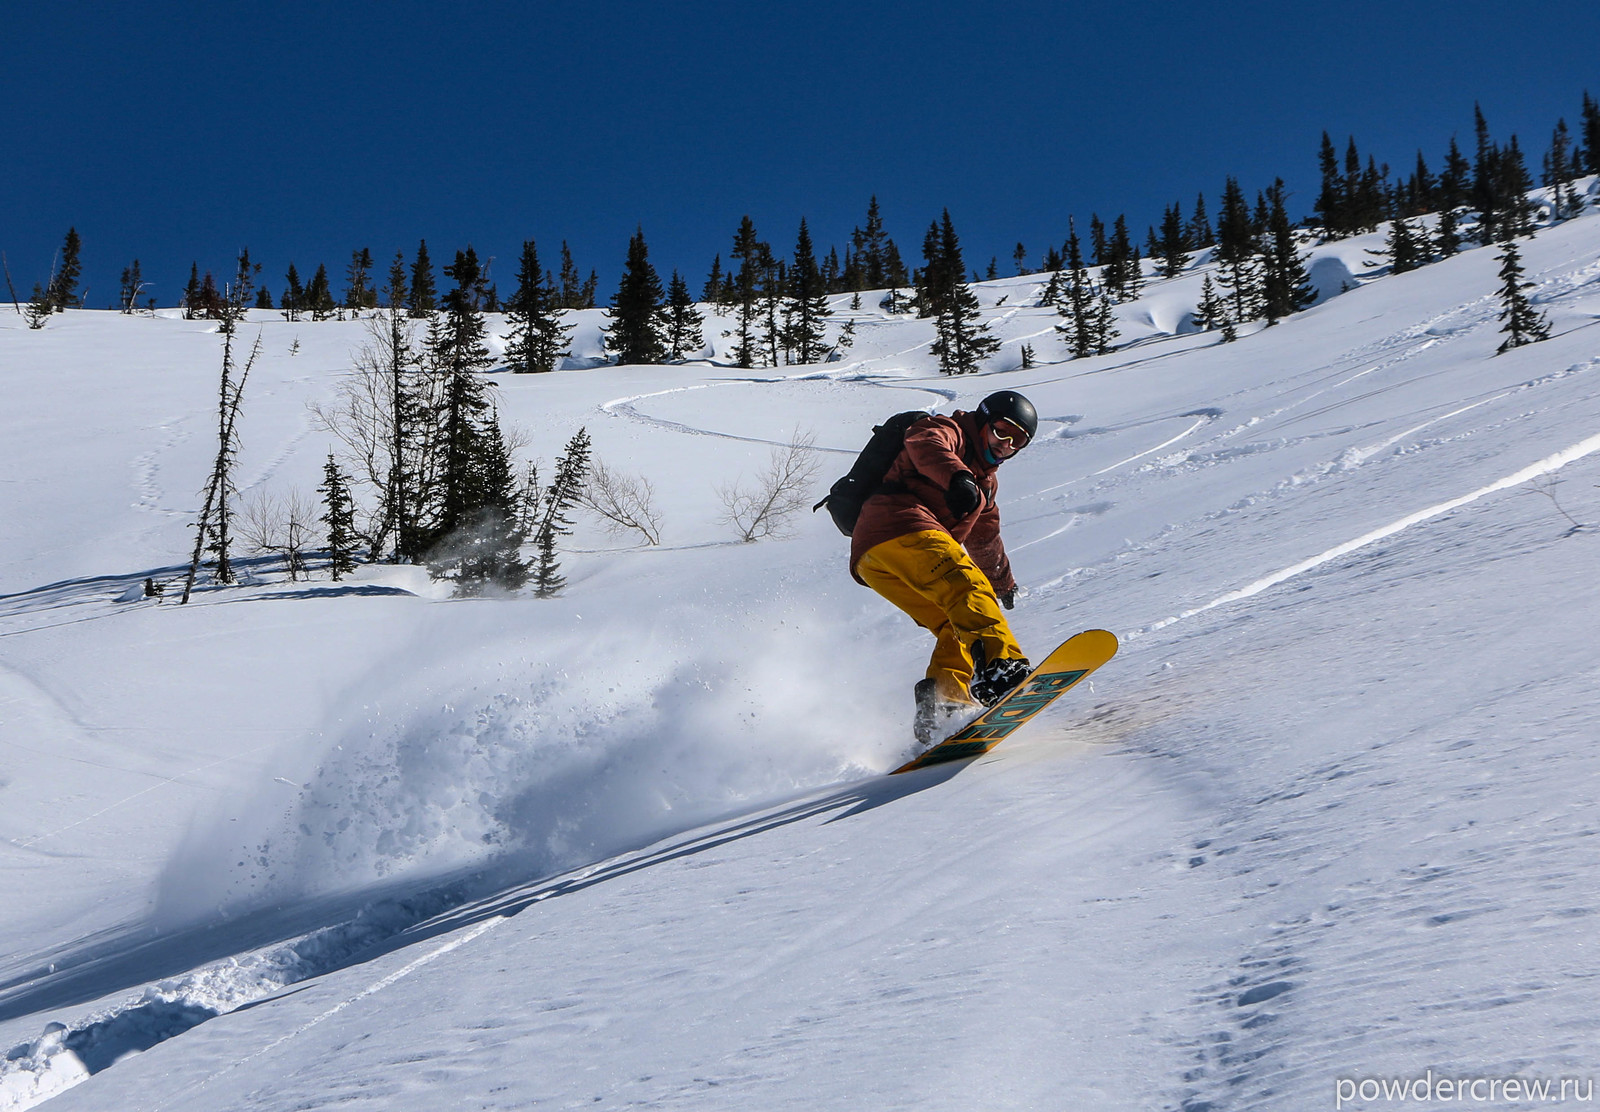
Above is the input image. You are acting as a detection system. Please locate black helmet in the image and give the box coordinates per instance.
[976,390,1038,444]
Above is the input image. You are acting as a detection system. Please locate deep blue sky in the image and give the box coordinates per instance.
[4,1,1597,309]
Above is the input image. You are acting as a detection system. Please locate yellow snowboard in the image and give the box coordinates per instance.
[892,629,1119,774]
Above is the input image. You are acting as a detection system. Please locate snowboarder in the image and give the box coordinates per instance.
[850,390,1038,744]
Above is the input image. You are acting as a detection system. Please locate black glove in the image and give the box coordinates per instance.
[998,587,1017,610]
[946,472,982,519]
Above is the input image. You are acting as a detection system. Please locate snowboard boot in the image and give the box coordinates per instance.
[969,655,1031,707]
[914,678,973,747]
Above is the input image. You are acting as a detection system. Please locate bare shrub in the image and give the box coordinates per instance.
[580,457,664,546]
[719,430,822,543]
[237,489,318,580]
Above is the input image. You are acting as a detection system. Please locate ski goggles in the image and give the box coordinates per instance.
[989,417,1031,449]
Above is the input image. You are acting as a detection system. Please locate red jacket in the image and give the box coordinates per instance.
[849,410,1015,593]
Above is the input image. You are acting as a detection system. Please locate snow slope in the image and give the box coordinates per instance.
[3,198,1599,1110]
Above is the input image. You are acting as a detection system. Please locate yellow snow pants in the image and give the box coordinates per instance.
[855,529,1024,703]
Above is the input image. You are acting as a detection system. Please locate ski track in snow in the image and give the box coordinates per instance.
[1136,427,1600,637]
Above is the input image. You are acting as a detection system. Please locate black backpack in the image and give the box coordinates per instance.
[813,410,931,536]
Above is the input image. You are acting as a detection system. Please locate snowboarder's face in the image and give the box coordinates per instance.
[984,417,1029,460]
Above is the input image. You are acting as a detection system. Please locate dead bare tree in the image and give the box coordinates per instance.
[181,327,261,603]
[718,430,822,542]
[580,457,664,545]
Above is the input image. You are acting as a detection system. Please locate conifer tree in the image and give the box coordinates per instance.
[408,240,437,318]
[882,241,910,290]
[1108,215,1140,300]
[852,196,890,290]
[1439,135,1472,213]
[306,264,337,320]
[1055,220,1097,359]
[1544,120,1583,221]
[1494,239,1551,353]
[1193,274,1226,333]
[504,238,572,373]
[198,272,224,320]
[429,408,529,595]
[1260,180,1318,324]
[46,228,82,312]
[729,216,770,367]
[1214,177,1261,324]
[703,254,726,304]
[182,262,202,320]
[1404,150,1437,216]
[25,284,51,329]
[782,218,831,364]
[665,270,706,360]
[344,248,374,313]
[1158,202,1191,278]
[1496,135,1537,239]
[1188,192,1214,249]
[1314,132,1346,236]
[1377,216,1428,275]
[1013,242,1028,275]
[925,210,999,374]
[319,453,359,580]
[603,227,668,366]
[1580,91,1600,176]
[281,263,305,321]
[531,428,592,597]
[1435,205,1463,259]
[421,247,499,559]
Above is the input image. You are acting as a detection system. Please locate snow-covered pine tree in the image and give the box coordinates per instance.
[782,219,831,365]
[665,270,706,361]
[603,227,668,366]
[504,239,572,374]
[319,453,359,581]
[1494,239,1551,353]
